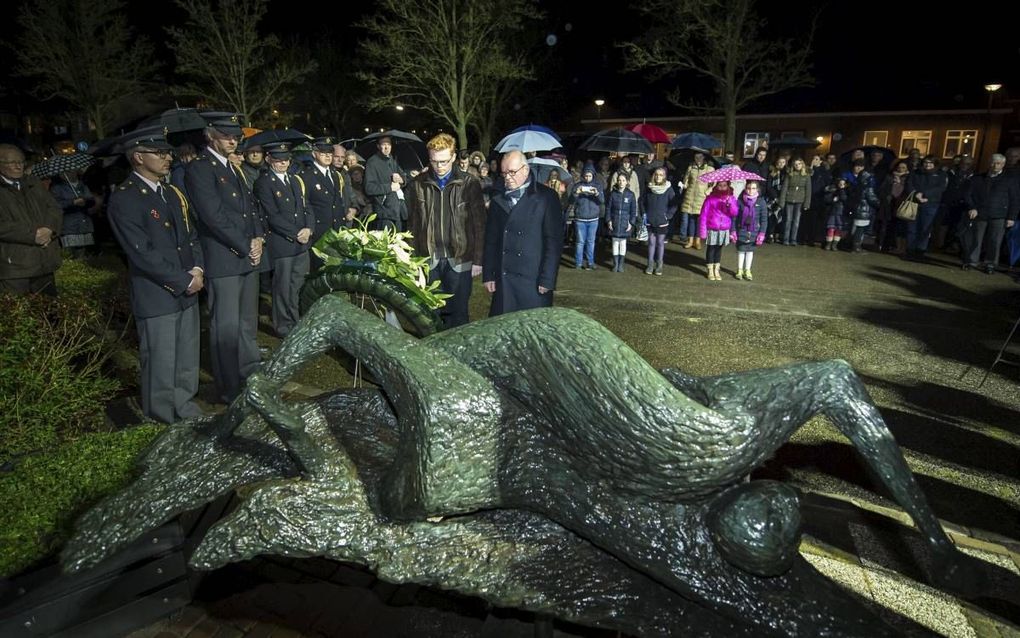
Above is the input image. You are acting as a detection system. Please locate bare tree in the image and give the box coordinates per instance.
[621,0,817,153]
[166,0,316,126]
[357,0,537,150]
[12,0,159,138]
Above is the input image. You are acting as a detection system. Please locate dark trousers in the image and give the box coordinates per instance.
[431,259,473,329]
[137,305,202,423]
[961,218,1006,267]
[207,272,260,402]
[271,252,310,338]
[906,202,940,254]
[0,273,57,296]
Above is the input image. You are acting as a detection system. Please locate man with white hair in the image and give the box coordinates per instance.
[961,153,1020,273]
[482,150,564,316]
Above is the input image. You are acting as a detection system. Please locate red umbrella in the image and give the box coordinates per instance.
[698,166,765,183]
[625,123,671,145]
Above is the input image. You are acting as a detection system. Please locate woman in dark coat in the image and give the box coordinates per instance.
[641,166,678,275]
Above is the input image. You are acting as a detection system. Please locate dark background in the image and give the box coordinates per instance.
[2,1,1018,136]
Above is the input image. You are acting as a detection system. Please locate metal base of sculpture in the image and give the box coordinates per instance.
[62,294,986,636]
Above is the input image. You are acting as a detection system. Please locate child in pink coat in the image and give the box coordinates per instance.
[698,181,738,280]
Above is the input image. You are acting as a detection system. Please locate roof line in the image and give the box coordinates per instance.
[581,109,1013,124]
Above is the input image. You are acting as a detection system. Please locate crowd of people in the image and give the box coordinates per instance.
[2,119,1019,424]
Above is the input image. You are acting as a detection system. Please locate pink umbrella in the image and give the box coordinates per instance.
[625,123,671,145]
[697,166,765,183]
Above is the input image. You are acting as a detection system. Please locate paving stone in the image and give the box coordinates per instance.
[802,553,875,602]
[186,618,227,638]
[960,605,1004,638]
[863,566,976,638]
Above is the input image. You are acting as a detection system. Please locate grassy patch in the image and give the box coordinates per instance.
[0,424,164,578]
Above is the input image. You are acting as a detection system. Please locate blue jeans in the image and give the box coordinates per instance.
[906,202,940,254]
[679,213,698,240]
[575,219,599,266]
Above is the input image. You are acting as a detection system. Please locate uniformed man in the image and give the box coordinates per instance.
[106,127,205,423]
[300,136,355,270]
[186,113,265,403]
[253,142,314,337]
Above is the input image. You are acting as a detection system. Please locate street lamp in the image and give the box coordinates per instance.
[594,99,605,122]
[977,83,1003,168]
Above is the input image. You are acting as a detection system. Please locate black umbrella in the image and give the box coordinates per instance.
[30,153,96,178]
[770,136,821,149]
[138,107,209,133]
[243,128,311,149]
[356,130,426,171]
[840,145,896,166]
[578,128,654,155]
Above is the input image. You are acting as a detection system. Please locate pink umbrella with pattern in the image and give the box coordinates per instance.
[697,166,765,183]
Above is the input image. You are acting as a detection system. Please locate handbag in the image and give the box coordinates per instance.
[896,192,918,221]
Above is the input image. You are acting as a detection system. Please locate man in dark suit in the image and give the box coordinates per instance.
[300,136,355,271]
[106,128,205,423]
[0,143,62,295]
[483,150,564,316]
[254,142,314,337]
[186,113,265,403]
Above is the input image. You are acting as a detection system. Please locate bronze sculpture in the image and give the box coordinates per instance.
[63,293,984,636]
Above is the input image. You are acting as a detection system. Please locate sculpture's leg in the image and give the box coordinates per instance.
[661,361,984,595]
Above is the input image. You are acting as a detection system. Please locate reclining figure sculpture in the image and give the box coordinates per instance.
[63,294,982,636]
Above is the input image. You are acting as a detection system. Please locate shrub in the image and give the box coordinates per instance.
[0,424,165,578]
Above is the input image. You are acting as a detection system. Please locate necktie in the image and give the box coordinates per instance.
[12,180,20,191]
[284,174,291,187]
[155,183,166,203]
[326,169,334,187]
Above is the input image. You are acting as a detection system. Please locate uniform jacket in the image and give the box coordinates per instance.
[255,171,315,259]
[300,162,352,242]
[107,176,204,319]
[184,152,263,278]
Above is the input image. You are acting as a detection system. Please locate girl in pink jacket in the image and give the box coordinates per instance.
[698,181,738,280]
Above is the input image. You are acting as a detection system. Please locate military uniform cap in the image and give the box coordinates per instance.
[119,126,173,152]
[311,136,336,152]
[263,141,292,159]
[201,111,244,137]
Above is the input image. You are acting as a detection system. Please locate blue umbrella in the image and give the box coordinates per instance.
[494,130,562,153]
[510,124,561,142]
[672,132,723,150]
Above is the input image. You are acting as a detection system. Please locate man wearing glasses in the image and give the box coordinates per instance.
[106,128,205,423]
[186,113,265,403]
[0,143,63,295]
[406,133,486,328]
[483,150,564,316]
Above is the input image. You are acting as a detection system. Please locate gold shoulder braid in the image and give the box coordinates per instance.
[167,184,191,232]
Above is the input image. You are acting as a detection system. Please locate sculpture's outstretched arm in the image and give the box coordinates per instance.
[661,361,985,596]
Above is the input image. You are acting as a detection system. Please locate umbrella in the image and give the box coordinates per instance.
[697,166,765,183]
[672,132,723,150]
[840,145,896,166]
[527,157,573,185]
[510,124,561,142]
[578,128,654,155]
[30,152,95,178]
[494,130,562,153]
[770,136,821,149]
[626,123,671,145]
[243,128,311,149]
[356,130,426,171]
[138,107,208,133]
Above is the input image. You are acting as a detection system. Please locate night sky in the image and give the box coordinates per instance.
[2,1,1018,129]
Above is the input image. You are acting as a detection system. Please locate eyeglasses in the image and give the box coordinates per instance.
[503,165,526,178]
[0,160,25,166]
[137,150,174,159]
[430,157,453,166]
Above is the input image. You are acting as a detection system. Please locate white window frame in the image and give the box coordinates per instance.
[862,131,888,147]
[943,130,978,159]
[899,131,933,157]
[742,132,770,157]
